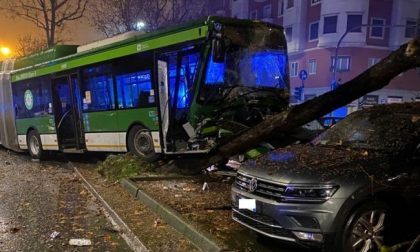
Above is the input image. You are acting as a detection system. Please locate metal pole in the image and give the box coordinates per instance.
[332,24,412,90]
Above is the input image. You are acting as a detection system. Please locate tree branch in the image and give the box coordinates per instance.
[206,37,420,166]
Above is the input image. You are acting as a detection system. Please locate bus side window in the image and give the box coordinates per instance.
[81,64,115,112]
[113,51,155,109]
[116,70,154,109]
[12,77,51,119]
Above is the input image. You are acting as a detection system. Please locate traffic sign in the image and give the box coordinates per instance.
[299,70,308,80]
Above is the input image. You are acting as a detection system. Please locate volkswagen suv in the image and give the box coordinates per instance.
[231,102,420,251]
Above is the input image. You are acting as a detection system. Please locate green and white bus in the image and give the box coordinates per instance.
[0,16,289,160]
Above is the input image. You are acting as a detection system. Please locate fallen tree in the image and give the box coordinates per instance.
[203,37,420,166]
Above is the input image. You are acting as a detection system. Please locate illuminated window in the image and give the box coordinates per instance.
[290,62,298,77]
[116,70,153,109]
[405,19,419,38]
[347,14,362,32]
[387,96,403,104]
[331,56,350,72]
[205,50,288,88]
[308,59,317,75]
[370,18,385,38]
[309,21,319,40]
[278,0,284,16]
[324,15,337,34]
[286,0,294,9]
[368,58,380,67]
[12,77,52,119]
[263,4,272,19]
[82,64,115,112]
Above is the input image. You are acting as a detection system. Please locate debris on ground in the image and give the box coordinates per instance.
[102,225,120,233]
[97,154,156,180]
[50,231,60,240]
[202,182,209,191]
[68,238,92,246]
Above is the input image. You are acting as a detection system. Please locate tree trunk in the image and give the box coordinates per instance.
[205,37,420,166]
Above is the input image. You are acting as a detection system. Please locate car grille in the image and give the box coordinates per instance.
[235,172,286,201]
[232,207,294,239]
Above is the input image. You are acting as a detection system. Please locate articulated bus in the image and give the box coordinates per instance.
[0,16,289,160]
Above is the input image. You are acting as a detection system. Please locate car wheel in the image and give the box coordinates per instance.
[340,201,389,252]
[127,125,159,162]
[28,130,43,160]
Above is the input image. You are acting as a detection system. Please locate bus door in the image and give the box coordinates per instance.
[157,46,201,153]
[51,74,85,151]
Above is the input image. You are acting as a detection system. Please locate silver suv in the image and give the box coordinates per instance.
[231,103,420,251]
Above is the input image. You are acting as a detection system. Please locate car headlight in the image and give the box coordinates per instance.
[282,184,339,203]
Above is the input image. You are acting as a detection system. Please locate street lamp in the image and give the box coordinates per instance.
[135,21,146,31]
[0,47,11,57]
[331,24,417,90]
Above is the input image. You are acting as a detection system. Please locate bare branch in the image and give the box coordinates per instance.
[0,0,90,47]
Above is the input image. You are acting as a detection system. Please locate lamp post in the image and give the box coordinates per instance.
[0,47,12,60]
[135,21,146,31]
[331,24,416,90]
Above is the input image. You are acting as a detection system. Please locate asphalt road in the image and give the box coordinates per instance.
[0,147,130,251]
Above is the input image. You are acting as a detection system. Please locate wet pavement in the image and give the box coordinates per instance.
[0,147,130,251]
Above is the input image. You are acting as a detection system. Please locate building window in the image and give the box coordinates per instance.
[309,21,319,41]
[324,15,337,34]
[405,19,419,38]
[308,59,317,75]
[311,0,321,5]
[263,4,272,19]
[331,56,351,72]
[370,18,385,38]
[278,0,284,16]
[387,96,403,104]
[286,0,294,9]
[285,26,293,42]
[290,62,298,77]
[250,10,258,19]
[368,58,381,67]
[347,14,362,32]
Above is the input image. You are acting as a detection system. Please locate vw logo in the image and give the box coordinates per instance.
[248,178,258,192]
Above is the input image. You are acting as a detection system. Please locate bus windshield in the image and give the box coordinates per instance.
[200,24,288,103]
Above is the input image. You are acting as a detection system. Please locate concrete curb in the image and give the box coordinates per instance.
[121,178,222,252]
[69,162,148,252]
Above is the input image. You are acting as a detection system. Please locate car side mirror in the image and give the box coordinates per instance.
[212,38,225,63]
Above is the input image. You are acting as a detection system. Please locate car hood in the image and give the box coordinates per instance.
[239,145,388,184]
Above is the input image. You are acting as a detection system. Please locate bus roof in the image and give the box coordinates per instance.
[11,16,282,82]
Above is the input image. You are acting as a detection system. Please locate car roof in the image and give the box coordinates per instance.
[357,102,420,116]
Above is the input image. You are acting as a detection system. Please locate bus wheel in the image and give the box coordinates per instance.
[28,130,43,160]
[128,125,159,162]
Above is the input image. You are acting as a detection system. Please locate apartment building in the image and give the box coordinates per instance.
[217,0,420,113]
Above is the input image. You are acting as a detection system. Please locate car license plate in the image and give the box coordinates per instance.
[238,198,256,212]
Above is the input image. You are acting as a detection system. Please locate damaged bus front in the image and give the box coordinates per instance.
[159,18,290,156]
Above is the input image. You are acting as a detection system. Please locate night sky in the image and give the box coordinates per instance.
[0,15,102,54]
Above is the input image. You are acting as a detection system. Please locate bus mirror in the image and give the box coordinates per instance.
[212,38,225,63]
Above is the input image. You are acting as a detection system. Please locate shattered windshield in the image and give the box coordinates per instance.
[200,24,288,103]
[312,110,420,151]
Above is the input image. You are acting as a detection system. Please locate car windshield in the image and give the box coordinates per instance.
[311,109,420,151]
[200,24,288,103]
